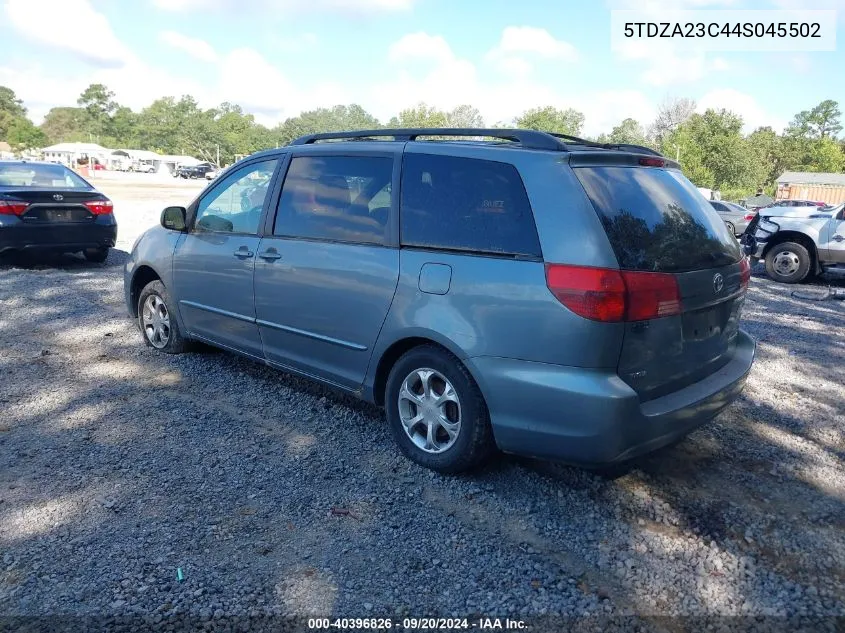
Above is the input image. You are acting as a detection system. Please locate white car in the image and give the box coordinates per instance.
[132,163,156,174]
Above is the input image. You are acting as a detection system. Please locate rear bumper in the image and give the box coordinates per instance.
[0,216,117,254]
[469,329,756,466]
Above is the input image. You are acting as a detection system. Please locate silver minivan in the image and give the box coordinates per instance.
[124,129,755,473]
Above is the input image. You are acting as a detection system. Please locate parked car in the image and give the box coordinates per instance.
[176,162,216,179]
[124,128,755,473]
[0,161,116,262]
[766,199,826,209]
[132,162,156,174]
[204,167,220,181]
[710,200,755,236]
[742,203,845,283]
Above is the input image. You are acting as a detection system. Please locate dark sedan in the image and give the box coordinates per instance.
[175,162,216,179]
[0,161,117,262]
[710,200,755,237]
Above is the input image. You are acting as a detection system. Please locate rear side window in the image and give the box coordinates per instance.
[575,166,741,273]
[275,155,393,246]
[400,153,542,258]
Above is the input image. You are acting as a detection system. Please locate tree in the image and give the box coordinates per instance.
[807,137,845,172]
[649,97,696,145]
[747,126,795,188]
[787,99,842,140]
[0,86,27,118]
[608,118,647,146]
[446,105,484,128]
[40,107,88,144]
[389,103,448,128]
[77,83,118,138]
[6,117,47,149]
[515,106,584,136]
[274,104,381,145]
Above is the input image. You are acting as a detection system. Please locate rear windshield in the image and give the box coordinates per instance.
[574,166,741,273]
[0,163,92,189]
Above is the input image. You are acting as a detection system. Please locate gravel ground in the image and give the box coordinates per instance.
[0,177,843,631]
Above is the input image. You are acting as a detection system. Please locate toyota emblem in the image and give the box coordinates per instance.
[52,194,64,201]
[713,273,725,294]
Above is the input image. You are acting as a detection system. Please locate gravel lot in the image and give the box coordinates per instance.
[0,174,843,630]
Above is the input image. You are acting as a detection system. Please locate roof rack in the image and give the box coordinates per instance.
[290,128,666,157]
[291,128,565,151]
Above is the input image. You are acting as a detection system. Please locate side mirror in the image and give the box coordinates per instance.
[161,206,187,231]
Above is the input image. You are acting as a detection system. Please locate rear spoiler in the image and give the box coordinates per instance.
[567,152,682,170]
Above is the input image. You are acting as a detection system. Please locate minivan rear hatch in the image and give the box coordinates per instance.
[572,156,748,401]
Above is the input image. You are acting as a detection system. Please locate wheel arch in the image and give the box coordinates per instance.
[762,231,819,271]
[129,265,164,317]
[368,332,480,407]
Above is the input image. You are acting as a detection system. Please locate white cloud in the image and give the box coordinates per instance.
[697,89,787,133]
[486,27,578,77]
[152,0,413,13]
[159,31,219,63]
[387,32,456,65]
[4,0,134,68]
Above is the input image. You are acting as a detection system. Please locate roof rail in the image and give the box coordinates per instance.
[546,132,664,157]
[291,128,565,151]
[290,128,666,157]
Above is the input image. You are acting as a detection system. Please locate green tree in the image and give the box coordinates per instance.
[515,106,584,136]
[787,99,842,139]
[608,118,647,145]
[389,103,448,128]
[807,137,845,172]
[40,106,89,144]
[6,117,47,148]
[274,104,381,145]
[0,86,27,118]
[446,105,484,128]
[77,83,118,137]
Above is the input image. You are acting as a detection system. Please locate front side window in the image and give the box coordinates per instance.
[400,153,542,258]
[274,155,394,245]
[195,159,278,235]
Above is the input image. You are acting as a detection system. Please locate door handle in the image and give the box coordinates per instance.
[834,235,845,242]
[233,247,254,258]
[258,249,282,261]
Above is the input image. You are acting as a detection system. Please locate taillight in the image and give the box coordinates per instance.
[544,264,682,322]
[0,200,29,215]
[622,270,682,321]
[639,157,665,167]
[545,265,625,322]
[739,257,751,290]
[743,213,755,221]
[84,199,113,215]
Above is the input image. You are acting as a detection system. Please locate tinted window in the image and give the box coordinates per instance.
[275,156,393,245]
[195,159,277,234]
[710,201,727,212]
[400,153,541,258]
[574,166,741,273]
[0,163,91,189]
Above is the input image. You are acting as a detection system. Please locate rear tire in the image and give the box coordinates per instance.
[385,345,496,473]
[137,280,187,354]
[725,221,735,236]
[765,242,811,284]
[83,247,109,263]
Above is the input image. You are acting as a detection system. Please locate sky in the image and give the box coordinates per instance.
[1,0,844,137]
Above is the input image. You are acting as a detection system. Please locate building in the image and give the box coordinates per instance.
[0,141,13,160]
[776,171,845,205]
[41,142,111,166]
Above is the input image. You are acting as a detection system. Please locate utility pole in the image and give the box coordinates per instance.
[216,144,220,167]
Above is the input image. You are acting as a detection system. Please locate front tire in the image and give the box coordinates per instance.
[137,280,187,354]
[385,345,496,473]
[83,247,109,263]
[765,242,812,284]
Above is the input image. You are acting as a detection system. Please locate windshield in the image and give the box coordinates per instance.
[574,166,742,273]
[0,163,93,189]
